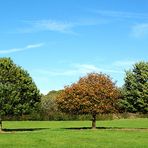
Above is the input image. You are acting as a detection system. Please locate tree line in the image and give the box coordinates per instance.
[0,57,148,129]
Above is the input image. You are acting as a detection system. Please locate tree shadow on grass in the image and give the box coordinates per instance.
[64,127,148,131]
[2,128,50,132]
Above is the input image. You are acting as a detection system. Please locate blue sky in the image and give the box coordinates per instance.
[0,0,148,94]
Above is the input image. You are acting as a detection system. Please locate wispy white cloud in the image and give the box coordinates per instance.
[0,43,44,54]
[17,19,104,34]
[73,64,100,74]
[33,63,123,78]
[131,23,148,38]
[74,64,124,74]
[31,63,126,93]
[94,10,148,19]
[17,20,74,34]
[92,10,148,38]
[26,43,44,48]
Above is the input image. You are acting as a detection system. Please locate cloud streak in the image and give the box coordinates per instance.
[17,19,104,34]
[31,63,127,93]
[91,9,148,38]
[94,10,148,19]
[73,64,124,74]
[18,20,75,34]
[33,63,124,77]
[0,43,44,54]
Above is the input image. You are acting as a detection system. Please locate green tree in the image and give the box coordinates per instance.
[56,73,120,129]
[120,61,148,113]
[0,58,41,130]
[41,90,62,120]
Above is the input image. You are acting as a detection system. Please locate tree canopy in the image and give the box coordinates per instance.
[56,73,120,128]
[41,90,62,119]
[120,61,148,113]
[0,58,41,123]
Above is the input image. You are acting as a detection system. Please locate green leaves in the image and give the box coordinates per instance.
[0,58,41,118]
[121,61,148,113]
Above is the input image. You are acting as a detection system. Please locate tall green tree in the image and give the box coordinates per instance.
[0,58,41,130]
[120,61,148,113]
[56,73,120,129]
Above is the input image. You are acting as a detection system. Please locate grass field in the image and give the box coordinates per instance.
[0,118,148,148]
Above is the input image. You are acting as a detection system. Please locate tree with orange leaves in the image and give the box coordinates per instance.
[56,73,120,129]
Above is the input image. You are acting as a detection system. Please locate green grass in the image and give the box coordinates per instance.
[0,118,148,148]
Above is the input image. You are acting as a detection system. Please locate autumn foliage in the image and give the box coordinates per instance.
[57,73,120,128]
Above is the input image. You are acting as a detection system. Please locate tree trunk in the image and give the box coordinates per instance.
[0,119,2,131]
[92,114,96,129]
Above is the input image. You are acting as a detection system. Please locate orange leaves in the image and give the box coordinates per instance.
[56,73,120,115]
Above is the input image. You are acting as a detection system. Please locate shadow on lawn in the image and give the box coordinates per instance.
[2,128,50,132]
[64,127,148,131]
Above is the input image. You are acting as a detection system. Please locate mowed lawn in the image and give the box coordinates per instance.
[0,118,148,148]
